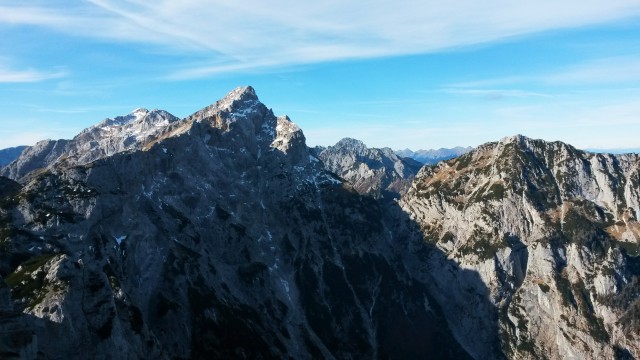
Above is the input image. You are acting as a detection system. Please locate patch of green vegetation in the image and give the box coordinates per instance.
[455,153,473,170]
[561,202,613,257]
[458,230,506,260]
[440,232,455,243]
[5,253,58,309]
[508,296,537,356]
[0,225,16,245]
[537,283,551,293]
[0,195,19,209]
[554,271,577,309]
[615,241,640,257]
[600,277,640,332]
[516,340,536,354]
[469,183,489,203]
[61,184,97,199]
[486,183,505,201]
[578,286,610,343]
[108,276,120,291]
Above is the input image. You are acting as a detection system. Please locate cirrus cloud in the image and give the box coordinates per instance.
[2,0,640,78]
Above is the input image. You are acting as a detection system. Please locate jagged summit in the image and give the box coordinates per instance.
[91,108,177,131]
[220,85,258,104]
[186,86,259,121]
[494,134,581,153]
[499,133,527,143]
[335,137,367,149]
[402,134,640,359]
[1,86,312,181]
[319,137,422,198]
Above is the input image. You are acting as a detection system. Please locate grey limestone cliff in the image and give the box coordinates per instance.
[401,134,640,359]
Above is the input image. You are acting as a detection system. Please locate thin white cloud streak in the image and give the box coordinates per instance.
[453,56,640,88]
[0,64,65,83]
[2,1,640,78]
[443,88,552,99]
[545,56,640,85]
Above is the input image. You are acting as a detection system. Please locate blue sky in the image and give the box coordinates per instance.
[1,1,640,151]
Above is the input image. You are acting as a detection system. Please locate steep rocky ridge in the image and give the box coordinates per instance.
[0,146,27,167]
[318,138,423,199]
[1,109,179,181]
[401,134,640,359]
[0,87,473,359]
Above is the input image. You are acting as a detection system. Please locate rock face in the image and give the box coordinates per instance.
[0,146,27,167]
[0,87,470,359]
[401,135,640,359]
[396,146,472,165]
[2,88,639,359]
[318,138,423,198]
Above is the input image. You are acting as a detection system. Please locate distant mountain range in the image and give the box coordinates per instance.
[395,146,473,164]
[587,148,640,154]
[0,146,27,167]
[0,86,639,359]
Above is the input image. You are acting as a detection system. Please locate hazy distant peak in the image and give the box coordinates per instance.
[396,145,473,165]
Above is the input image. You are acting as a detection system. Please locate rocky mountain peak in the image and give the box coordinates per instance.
[402,134,640,359]
[209,85,259,114]
[132,107,149,115]
[183,86,268,133]
[1,106,181,180]
[319,137,422,199]
[95,108,177,129]
[334,137,368,152]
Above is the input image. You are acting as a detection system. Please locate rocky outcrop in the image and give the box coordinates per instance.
[319,138,423,199]
[401,134,640,359]
[0,86,470,359]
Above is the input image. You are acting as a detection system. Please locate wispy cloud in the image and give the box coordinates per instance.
[2,1,640,77]
[453,55,640,89]
[0,64,65,83]
[545,56,640,85]
[443,88,551,100]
